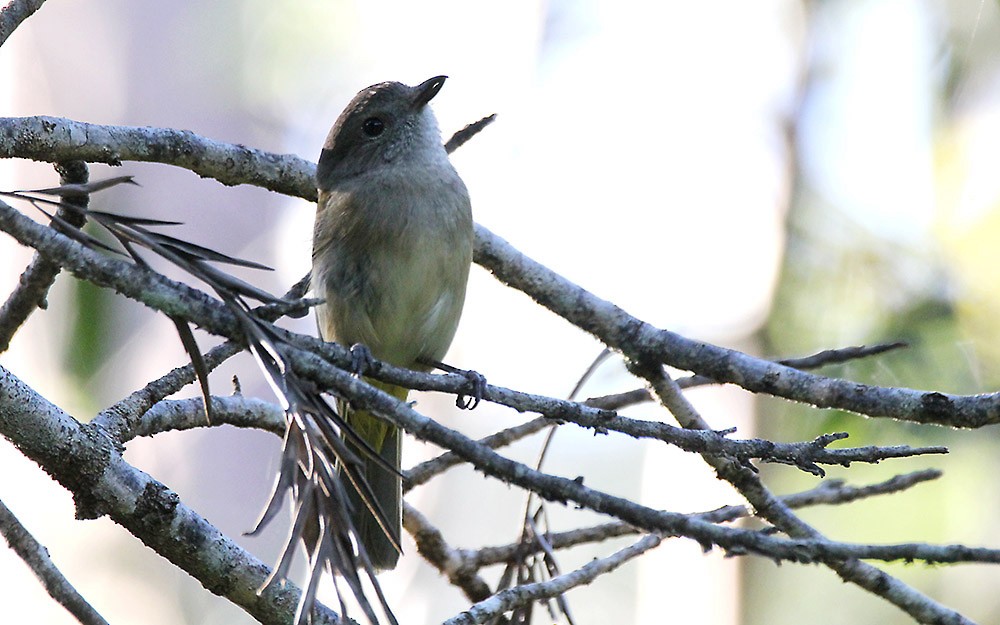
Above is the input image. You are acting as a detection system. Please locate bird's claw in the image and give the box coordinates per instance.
[456,369,486,410]
[349,343,374,376]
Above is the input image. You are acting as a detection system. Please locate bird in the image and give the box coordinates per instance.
[311,75,474,570]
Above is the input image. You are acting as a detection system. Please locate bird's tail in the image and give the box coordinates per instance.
[343,380,407,570]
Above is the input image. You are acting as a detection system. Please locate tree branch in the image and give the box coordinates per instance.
[0,0,46,48]
[637,362,973,625]
[0,497,108,625]
[0,115,992,625]
[127,395,285,439]
[1,197,988,574]
[0,365,344,625]
[583,341,910,411]
[0,161,89,353]
[0,116,314,198]
[442,535,661,625]
[3,115,993,429]
[4,195,942,480]
[474,229,1000,429]
[468,469,943,568]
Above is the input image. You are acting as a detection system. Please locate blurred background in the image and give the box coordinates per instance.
[2,0,1000,623]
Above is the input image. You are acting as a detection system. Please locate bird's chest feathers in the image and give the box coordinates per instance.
[314,169,472,367]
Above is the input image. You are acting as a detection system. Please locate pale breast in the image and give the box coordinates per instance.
[312,164,473,370]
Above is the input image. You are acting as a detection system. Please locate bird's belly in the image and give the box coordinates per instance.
[316,240,469,371]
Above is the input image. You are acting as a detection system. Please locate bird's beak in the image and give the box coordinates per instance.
[412,75,447,109]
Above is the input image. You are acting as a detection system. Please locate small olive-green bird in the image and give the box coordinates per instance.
[312,76,473,569]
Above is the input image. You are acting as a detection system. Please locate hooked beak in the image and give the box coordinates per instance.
[412,75,447,109]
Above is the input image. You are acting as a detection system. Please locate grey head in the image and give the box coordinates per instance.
[317,75,449,189]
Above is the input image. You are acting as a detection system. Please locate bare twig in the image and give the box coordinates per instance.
[779,342,909,368]
[442,535,662,625]
[403,503,494,603]
[0,497,108,625]
[126,395,285,439]
[0,161,89,353]
[405,416,553,489]
[91,341,244,439]
[444,114,497,153]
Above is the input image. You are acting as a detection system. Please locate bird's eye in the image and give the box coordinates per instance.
[362,117,385,137]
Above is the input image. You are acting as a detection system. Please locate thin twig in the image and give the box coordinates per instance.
[443,535,661,625]
[444,114,497,153]
[0,497,109,625]
[403,503,494,603]
[0,161,89,353]
[127,395,285,439]
[405,416,552,489]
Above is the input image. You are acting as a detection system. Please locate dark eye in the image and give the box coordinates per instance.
[362,117,385,137]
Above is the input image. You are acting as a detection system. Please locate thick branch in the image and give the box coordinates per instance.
[0,365,342,625]
[0,116,314,198]
[0,0,46,47]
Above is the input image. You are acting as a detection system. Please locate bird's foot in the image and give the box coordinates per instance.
[455,369,486,410]
[430,360,486,410]
[349,343,375,376]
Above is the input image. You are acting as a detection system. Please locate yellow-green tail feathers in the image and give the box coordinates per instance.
[344,380,407,570]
